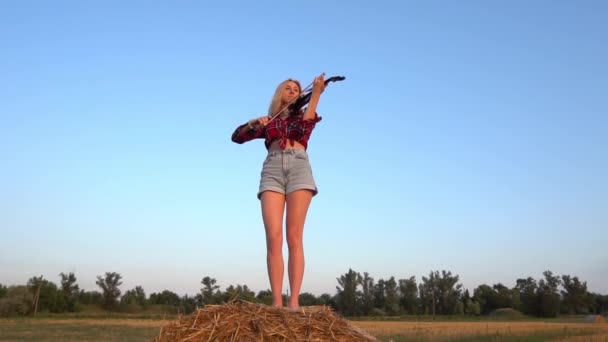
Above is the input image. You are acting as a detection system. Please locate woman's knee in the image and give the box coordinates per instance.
[266,231,283,252]
[286,230,303,250]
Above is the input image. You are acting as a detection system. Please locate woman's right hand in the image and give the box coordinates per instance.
[248,116,269,128]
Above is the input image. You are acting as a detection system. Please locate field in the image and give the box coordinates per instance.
[355,321,608,341]
[1,317,607,341]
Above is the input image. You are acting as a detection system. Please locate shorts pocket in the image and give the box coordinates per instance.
[263,154,274,165]
[294,153,308,161]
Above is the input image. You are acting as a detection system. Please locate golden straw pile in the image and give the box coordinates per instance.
[152,300,377,342]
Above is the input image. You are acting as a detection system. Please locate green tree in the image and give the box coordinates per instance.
[318,293,334,307]
[537,271,561,317]
[336,268,362,316]
[511,288,522,312]
[398,276,418,315]
[373,279,386,313]
[436,270,462,315]
[473,284,495,315]
[493,283,513,309]
[0,284,7,298]
[78,290,103,305]
[178,295,197,315]
[27,276,66,313]
[454,299,464,315]
[0,286,35,316]
[222,284,255,303]
[515,277,538,315]
[561,275,588,314]
[384,277,400,316]
[95,272,122,310]
[121,286,147,307]
[418,273,436,315]
[591,294,608,314]
[149,290,180,306]
[465,298,481,315]
[360,272,375,315]
[299,292,322,306]
[59,272,79,312]
[461,289,471,313]
[594,294,608,316]
[421,270,462,315]
[200,276,221,305]
[255,290,273,306]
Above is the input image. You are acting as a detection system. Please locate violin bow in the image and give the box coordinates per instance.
[267,75,346,123]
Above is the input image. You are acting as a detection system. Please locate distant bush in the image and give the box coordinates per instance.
[465,299,481,316]
[0,286,34,317]
[369,308,386,316]
[489,308,524,318]
[0,284,7,298]
[119,303,144,314]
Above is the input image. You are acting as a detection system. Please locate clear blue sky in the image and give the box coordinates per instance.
[1,1,606,297]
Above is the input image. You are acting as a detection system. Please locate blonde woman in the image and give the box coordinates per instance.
[231,73,325,309]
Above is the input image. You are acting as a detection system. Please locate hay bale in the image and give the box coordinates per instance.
[584,315,606,324]
[152,300,377,341]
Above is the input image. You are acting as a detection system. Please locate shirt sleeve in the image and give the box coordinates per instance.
[301,112,322,132]
[299,113,322,146]
[231,122,265,144]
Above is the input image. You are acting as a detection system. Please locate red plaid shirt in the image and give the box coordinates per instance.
[231,111,322,150]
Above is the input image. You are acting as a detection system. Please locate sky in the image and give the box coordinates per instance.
[1,1,607,298]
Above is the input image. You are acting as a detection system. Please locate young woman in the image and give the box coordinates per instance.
[231,73,325,309]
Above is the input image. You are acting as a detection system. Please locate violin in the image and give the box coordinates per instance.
[288,75,346,114]
[269,75,345,122]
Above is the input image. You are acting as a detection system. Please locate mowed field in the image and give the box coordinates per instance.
[0,317,607,341]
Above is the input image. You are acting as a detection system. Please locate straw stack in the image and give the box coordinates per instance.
[152,300,377,341]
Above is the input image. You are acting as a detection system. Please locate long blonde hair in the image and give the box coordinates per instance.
[267,79,302,116]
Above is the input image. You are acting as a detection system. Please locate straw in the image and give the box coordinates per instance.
[151,300,376,342]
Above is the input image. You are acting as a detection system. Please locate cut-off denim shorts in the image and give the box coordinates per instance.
[257,148,318,199]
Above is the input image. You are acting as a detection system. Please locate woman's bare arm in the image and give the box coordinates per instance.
[303,73,325,120]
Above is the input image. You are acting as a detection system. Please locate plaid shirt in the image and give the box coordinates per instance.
[231,111,322,150]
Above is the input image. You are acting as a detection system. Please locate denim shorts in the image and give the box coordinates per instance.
[257,149,318,199]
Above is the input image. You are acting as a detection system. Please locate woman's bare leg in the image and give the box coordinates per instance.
[285,189,313,309]
[261,191,286,307]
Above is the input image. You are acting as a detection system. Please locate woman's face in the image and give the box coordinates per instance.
[281,81,300,104]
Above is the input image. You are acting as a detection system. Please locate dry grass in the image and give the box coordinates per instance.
[152,300,376,341]
[3,318,165,327]
[351,321,608,341]
[553,336,608,342]
[2,311,607,341]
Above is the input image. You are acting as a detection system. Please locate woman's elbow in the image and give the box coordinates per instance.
[231,131,244,144]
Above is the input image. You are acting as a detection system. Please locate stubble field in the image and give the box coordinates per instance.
[0,317,607,341]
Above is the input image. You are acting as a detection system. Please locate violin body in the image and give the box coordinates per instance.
[288,76,345,115]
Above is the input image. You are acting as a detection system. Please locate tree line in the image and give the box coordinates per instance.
[1,269,606,318]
